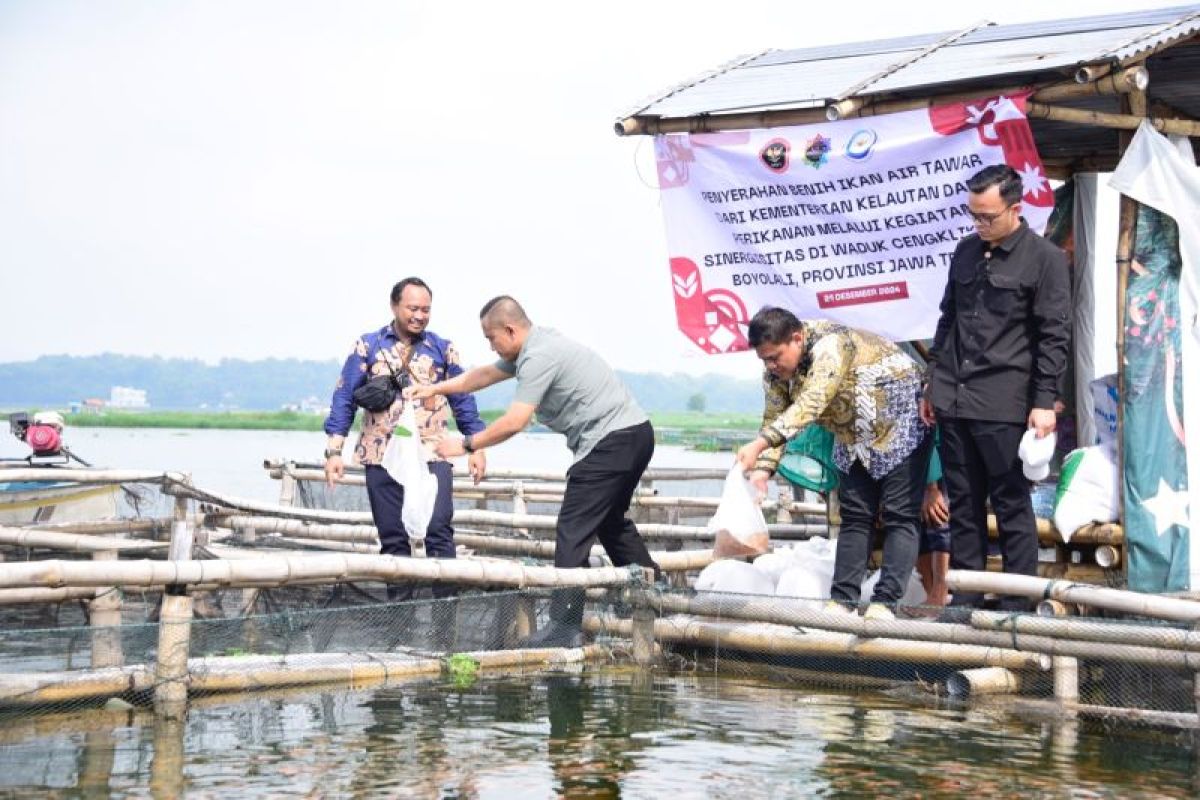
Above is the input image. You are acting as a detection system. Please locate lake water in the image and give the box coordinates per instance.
[0,668,1195,798]
[0,427,736,504]
[3,428,1197,796]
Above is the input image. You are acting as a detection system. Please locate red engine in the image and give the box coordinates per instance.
[24,424,63,455]
[9,412,66,457]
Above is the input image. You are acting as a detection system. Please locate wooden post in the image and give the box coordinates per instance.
[826,490,841,540]
[515,596,537,640]
[278,463,298,508]
[946,667,1022,697]
[512,481,530,537]
[631,605,658,665]
[630,571,660,665]
[1038,599,1074,617]
[1054,656,1080,702]
[149,717,186,798]
[665,508,688,590]
[1114,84,1146,585]
[155,493,193,718]
[88,551,123,669]
[154,594,193,718]
[78,730,118,797]
[775,482,794,525]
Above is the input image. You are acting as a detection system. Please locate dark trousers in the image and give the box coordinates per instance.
[554,421,660,576]
[939,418,1038,610]
[365,461,456,599]
[830,433,931,605]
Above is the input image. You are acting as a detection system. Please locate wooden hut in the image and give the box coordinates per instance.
[614,4,1200,592]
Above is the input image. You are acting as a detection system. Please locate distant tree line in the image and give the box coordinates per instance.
[0,354,762,413]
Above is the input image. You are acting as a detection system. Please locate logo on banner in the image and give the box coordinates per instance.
[655,137,695,189]
[803,134,832,168]
[669,257,749,354]
[845,129,878,161]
[759,139,790,173]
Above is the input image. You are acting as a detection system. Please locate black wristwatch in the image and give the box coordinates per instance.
[324,447,343,459]
[462,435,476,454]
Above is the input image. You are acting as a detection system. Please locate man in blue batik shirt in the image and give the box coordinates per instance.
[323,277,486,599]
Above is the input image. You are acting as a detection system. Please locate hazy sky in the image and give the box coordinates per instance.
[0,0,1173,376]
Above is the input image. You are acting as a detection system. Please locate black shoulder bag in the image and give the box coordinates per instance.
[352,342,415,413]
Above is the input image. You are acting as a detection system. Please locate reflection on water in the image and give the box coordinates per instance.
[0,668,1194,798]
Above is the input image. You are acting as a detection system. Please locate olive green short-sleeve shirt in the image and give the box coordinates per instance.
[496,327,647,462]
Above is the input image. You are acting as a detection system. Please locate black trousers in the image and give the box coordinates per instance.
[939,418,1038,610]
[365,461,456,598]
[554,421,660,576]
[830,433,931,605]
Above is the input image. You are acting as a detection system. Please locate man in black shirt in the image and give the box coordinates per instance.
[921,165,1070,610]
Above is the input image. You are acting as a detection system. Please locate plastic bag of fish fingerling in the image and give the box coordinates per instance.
[775,565,833,607]
[753,546,803,587]
[695,559,776,595]
[860,569,928,607]
[708,466,771,559]
[1053,443,1119,543]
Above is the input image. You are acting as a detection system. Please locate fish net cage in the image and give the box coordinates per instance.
[0,474,1196,740]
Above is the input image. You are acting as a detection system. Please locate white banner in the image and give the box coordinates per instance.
[655,93,1053,352]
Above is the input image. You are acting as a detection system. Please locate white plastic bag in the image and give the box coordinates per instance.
[695,560,776,595]
[1053,443,1119,543]
[380,402,438,542]
[707,466,770,559]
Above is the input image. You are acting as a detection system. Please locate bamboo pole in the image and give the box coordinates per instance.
[0,646,610,707]
[0,468,181,485]
[0,526,168,553]
[986,516,1123,546]
[209,511,827,542]
[266,460,731,483]
[1095,544,1122,568]
[1032,66,1149,103]
[24,518,174,536]
[948,571,1200,622]
[155,493,194,718]
[0,587,100,605]
[1032,563,1116,583]
[220,536,718,573]
[89,552,123,669]
[0,555,652,591]
[267,468,825,515]
[1114,85,1145,582]
[1054,656,1080,702]
[153,594,192,718]
[616,105,829,136]
[632,590,1200,668]
[1038,600,1075,617]
[149,718,185,799]
[1002,696,1200,730]
[1026,100,1200,136]
[945,667,1022,698]
[589,616,1045,670]
[971,609,1200,653]
[631,606,659,666]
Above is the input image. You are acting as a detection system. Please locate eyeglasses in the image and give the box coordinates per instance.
[968,204,1016,225]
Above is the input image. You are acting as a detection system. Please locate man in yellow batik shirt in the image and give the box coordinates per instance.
[736,307,933,621]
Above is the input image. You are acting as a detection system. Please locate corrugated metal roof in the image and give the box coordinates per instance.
[625,4,1200,120]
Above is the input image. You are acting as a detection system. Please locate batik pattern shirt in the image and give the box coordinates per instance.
[324,323,485,464]
[756,320,928,480]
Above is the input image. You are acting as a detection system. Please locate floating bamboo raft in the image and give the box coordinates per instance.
[1,463,1181,732]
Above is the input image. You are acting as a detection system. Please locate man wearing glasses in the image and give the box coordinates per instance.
[920,164,1070,611]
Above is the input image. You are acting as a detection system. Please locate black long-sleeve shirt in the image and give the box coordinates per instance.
[928,221,1070,424]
